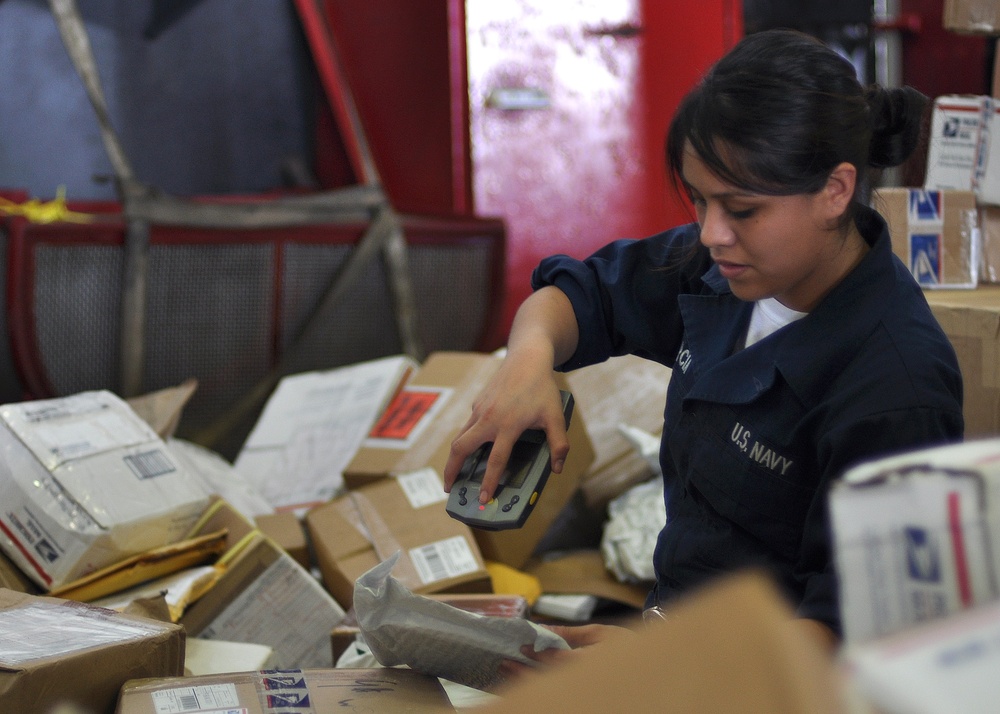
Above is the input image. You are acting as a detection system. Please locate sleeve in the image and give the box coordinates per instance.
[530,223,709,371]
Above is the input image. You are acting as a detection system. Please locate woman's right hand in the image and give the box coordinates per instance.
[443,286,580,503]
[442,348,568,504]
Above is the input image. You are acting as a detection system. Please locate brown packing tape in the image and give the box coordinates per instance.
[345,489,424,588]
[980,206,1000,283]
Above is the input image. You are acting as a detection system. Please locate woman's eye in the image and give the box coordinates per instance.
[729,207,755,220]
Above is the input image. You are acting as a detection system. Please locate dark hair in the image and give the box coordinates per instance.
[665,30,927,217]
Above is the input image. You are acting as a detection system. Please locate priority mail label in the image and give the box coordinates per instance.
[925,96,990,192]
[907,190,945,286]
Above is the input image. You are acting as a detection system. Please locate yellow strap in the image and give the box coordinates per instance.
[0,186,92,224]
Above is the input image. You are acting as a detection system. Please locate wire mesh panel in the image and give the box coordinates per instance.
[3,208,506,459]
[34,243,123,395]
[143,242,276,437]
[280,241,403,375]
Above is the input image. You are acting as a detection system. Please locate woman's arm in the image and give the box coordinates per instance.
[443,286,580,503]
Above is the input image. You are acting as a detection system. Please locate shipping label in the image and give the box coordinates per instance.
[363,386,453,450]
[409,535,480,585]
[396,468,448,509]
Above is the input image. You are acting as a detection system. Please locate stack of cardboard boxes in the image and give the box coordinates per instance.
[0,349,652,712]
[876,1,1000,440]
[9,3,1000,713]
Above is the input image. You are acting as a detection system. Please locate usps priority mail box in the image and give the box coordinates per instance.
[0,390,212,590]
[831,438,1000,644]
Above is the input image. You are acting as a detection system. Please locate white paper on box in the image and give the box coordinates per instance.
[184,638,276,677]
[409,535,481,586]
[395,468,448,509]
[150,683,241,713]
[0,390,211,590]
[925,96,991,193]
[842,599,1000,714]
[832,438,1000,644]
[197,553,345,668]
[234,355,416,511]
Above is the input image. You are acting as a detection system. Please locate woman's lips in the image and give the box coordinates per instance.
[715,260,748,280]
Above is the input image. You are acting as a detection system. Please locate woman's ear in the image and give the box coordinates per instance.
[822,162,857,220]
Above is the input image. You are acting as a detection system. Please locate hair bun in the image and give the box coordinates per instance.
[866,85,928,168]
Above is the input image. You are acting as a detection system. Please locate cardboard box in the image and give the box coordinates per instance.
[923,287,1000,436]
[564,355,671,507]
[875,187,980,288]
[944,0,1000,34]
[255,510,310,569]
[924,95,999,207]
[331,592,528,662]
[976,101,1000,206]
[180,500,347,669]
[925,96,989,193]
[978,205,1000,282]
[830,438,1000,644]
[0,588,184,714]
[841,596,1000,713]
[478,571,843,714]
[526,549,650,610]
[0,390,212,591]
[344,351,596,569]
[306,472,492,609]
[116,668,455,714]
[235,355,417,512]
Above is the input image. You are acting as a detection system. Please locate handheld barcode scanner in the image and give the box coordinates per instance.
[446,391,574,531]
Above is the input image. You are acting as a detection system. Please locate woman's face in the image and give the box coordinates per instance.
[681,144,863,313]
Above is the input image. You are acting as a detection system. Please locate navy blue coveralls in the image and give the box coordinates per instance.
[532,205,964,634]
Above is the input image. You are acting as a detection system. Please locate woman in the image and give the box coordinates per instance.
[443,29,963,652]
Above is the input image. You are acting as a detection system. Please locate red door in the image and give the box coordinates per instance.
[466,0,742,331]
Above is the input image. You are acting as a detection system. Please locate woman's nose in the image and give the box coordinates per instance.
[699,205,735,248]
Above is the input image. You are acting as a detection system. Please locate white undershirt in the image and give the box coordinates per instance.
[744,297,807,348]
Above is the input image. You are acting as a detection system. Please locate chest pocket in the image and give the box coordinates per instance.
[682,405,815,559]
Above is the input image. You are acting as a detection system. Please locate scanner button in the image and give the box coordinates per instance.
[458,497,467,506]
[501,503,512,512]
[458,487,467,497]
[529,491,539,505]
[509,495,520,505]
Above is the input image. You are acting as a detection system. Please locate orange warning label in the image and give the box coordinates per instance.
[368,389,443,440]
